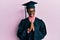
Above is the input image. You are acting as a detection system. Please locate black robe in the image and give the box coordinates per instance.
[17,17,47,40]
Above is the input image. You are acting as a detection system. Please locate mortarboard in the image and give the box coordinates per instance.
[23,1,37,9]
[22,1,37,18]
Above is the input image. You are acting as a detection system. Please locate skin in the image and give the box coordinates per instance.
[27,8,35,17]
[27,8,35,34]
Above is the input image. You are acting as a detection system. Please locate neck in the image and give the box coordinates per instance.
[28,16,35,23]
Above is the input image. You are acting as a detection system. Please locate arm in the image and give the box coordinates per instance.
[39,20,47,39]
[17,20,26,40]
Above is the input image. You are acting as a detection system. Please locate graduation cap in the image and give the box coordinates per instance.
[22,1,37,18]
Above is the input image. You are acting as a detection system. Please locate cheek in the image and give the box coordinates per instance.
[32,12,35,14]
[29,12,35,15]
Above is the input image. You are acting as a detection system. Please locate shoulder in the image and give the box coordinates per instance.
[22,17,28,20]
[35,17,45,24]
[21,17,28,22]
[36,17,43,22]
[20,17,28,23]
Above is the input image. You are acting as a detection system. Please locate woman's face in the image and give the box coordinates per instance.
[27,8,35,17]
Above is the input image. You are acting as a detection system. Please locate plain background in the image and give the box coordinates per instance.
[0,0,60,40]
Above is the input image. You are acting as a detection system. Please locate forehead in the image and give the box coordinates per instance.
[27,8,35,10]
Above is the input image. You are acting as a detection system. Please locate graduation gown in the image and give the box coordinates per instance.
[17,17,47,40]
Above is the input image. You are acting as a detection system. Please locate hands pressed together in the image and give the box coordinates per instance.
[27,17,35,34]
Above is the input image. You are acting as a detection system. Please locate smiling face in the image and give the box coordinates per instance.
[27,8,35,17]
